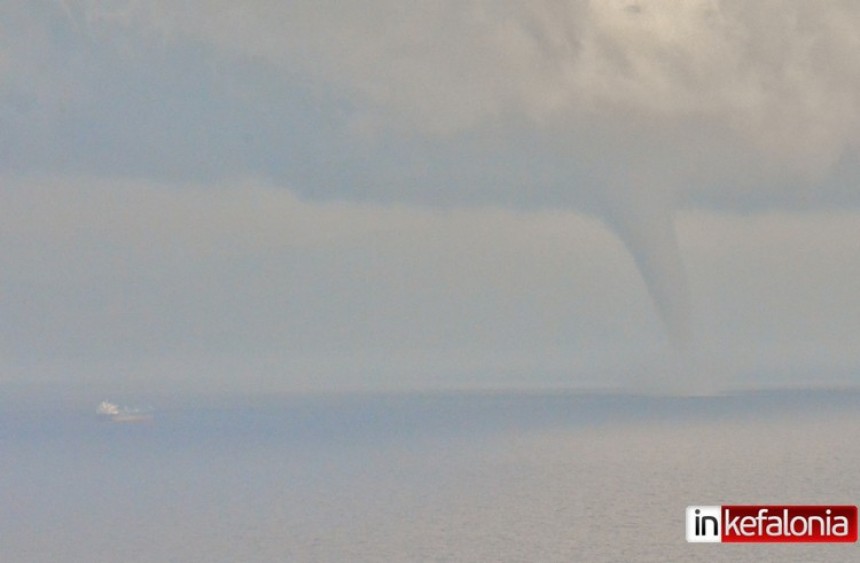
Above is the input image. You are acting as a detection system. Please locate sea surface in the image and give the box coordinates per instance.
[2,389,859,562]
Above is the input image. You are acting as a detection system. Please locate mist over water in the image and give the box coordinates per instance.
[3,389,859,562]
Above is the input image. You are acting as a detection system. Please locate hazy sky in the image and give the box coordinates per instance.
[2,1,859,395]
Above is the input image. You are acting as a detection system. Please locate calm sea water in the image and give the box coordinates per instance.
[2,389,859,561]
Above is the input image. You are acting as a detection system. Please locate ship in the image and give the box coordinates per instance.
[96,401,153,423]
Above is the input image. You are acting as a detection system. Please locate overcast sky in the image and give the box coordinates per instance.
[2,1,859,397]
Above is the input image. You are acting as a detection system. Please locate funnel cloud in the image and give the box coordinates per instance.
[603,175,691,348]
